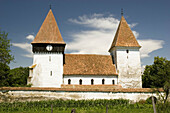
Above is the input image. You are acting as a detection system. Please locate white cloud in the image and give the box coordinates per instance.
[138,39,164,58]
[12,42,32,58]
[129,23,138,28]
[67,30,114,54]
[67,13,164,59]
[26,35,34,40]
[132,31,139,38]
[68,13,119,30]
[12,34,35,58]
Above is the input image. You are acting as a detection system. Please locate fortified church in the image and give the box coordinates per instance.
[28,9,142,88]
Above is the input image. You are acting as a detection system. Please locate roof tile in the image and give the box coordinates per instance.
[31,9,65,44]
[109,16,140,51]
[64,54,117,75]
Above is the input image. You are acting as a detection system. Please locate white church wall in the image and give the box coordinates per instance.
[30,53,63,88]
[114,47,142,88]
[63,75,118,85]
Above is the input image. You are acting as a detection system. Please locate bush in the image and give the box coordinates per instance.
[146,96,157,104]
[138,99,146,104]
[157,102,170,113]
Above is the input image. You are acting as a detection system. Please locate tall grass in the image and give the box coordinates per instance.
[0,99,128,111]
[0,99,163,113]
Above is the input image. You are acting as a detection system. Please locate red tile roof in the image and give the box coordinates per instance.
[63,54,117,75]
[109,16,141,52]
[31,9,65,44]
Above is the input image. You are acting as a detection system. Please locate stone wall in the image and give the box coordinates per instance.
[0,87,166,103]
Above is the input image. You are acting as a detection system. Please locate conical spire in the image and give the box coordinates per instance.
[109,16,140,52]
[31,9,65,44]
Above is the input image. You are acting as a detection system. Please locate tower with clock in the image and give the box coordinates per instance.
[28,9,66,87]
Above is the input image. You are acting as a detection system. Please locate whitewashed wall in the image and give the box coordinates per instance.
[0,91,163,103]
[110,47,142,88]
[30,53,63,88]
[64,75,118,85]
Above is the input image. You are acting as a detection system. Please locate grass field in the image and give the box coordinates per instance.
[0,99,169,113]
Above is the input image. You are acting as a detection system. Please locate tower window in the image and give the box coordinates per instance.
[126,50,129,53]
[68,79,71,85]
[50,71,52,76]
[102,79,105,85]
[91,79,94,85]
[112,80,115,85]
[49,56,51,62]
[112,55,115,64]
[79,79,82,85]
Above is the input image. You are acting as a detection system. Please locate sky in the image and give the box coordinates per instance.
[0,0,170,69]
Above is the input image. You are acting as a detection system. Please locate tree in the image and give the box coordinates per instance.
[0,29,14,64]
[142,56,170,103]
[0,29,14,87]
[8,67,29,87]
[0,30,29,87]
[0,63,10,86]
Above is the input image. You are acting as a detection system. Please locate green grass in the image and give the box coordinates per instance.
[0,99,169,113]
[0,106,153,113]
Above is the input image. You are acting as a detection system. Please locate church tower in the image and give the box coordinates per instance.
[28,9,66,87]
[109,15,142,88]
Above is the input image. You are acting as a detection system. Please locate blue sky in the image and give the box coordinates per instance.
[0,0,169,69]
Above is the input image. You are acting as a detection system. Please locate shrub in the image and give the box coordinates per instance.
[138,99,146,104]
[146,96,157,104]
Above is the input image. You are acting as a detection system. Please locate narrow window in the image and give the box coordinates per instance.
[79,79,82,85]
[112,55,115,64]
[91,79,94,85]
[102,79,105,85]
[68,79,71,85]
[126,50,129,53]
[112,80,115,85]
[49,56,51,62]
[50,71,52,76]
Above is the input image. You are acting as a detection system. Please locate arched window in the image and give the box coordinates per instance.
[79,79,82,85]
[112,80,115,85]
[50,71,52,76]
[126,50,129,53]
[68,79,71,85]
[91,79,94,85]
[102,79,105,85]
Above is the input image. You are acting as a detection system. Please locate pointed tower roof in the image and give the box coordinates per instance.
[31,9,65,44]
[109,16,140,52]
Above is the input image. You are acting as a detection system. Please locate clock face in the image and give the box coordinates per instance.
[46,45,53,51]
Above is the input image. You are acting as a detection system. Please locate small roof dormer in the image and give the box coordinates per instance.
[109,15,141,52]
